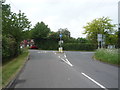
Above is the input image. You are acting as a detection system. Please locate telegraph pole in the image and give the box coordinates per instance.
[118,1,120,48]
[0,0,5,89]
[0,0,6,59]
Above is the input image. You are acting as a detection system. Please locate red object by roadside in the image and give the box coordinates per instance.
[30,45,38,49]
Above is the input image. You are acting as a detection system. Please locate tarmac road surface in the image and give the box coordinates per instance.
[12,50,118,89]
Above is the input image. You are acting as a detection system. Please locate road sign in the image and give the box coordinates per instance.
[59,34,62,38]
[98,34,102,42]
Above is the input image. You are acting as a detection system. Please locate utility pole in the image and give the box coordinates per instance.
[0,0,6,57]
[0,0,5,42]
[0,0,5,89]
[118,1,120,48]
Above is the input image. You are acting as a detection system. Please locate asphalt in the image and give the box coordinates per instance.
[64,51,118,88]
[12,50,118,89]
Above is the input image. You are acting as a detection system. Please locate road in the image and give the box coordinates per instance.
[12,50,118,89]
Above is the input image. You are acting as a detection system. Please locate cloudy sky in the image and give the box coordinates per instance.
[5,0,119,38]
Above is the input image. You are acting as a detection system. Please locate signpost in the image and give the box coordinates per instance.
[58,29,63,52]
[97,34,105,48]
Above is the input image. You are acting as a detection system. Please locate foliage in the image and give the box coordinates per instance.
[32,22,50,39]
[77,37,91,43]
[30,23,95,50]
[83,17,117,46]
[94,49,119,65]
[58,28,71,38]
[63,43,97,51]
[48,31,59,40]
[2,4,31,61]
[2,35,16,61]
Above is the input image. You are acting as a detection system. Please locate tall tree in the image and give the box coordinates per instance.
[2,4,31,60]
[31,21,51,49]
[32,22,50,39]
[58,28,71,38]
[83,17,116,46]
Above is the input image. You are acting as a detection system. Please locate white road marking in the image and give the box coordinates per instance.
[65,59,73,66]
[58,56,60,58]
[64,54,66,58]
[55,53,56,54]
[38,51,47,53]
[64,53,67,58]
[81,72,108,90]
[60,58,73,67]
[61,58,65,61]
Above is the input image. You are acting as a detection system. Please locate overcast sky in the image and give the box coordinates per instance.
[5,0,119,38]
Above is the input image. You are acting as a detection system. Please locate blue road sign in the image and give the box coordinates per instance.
[59,34,62,38]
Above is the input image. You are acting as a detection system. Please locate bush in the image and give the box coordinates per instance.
[63,43,97,51]
[34,38,58,50]
[2,35,20,62]
[95,48,119,65]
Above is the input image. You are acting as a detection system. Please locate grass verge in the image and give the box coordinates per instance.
[94,48,119,66]
[2,48,29,88]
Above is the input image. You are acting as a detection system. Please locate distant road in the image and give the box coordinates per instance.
[12,50,118,89]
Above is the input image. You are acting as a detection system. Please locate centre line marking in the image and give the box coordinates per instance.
[81,72,108,90]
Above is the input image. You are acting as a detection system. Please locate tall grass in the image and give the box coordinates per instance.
[95,48,119,65]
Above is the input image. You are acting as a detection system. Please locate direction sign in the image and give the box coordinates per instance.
[98,34,102,42]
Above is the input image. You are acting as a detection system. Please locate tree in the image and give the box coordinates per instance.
[83,17,116,46]
[31,22,51,49]
[32,22,50,39]
[2,4,31,42]
[48,31,59,40]
[58,28,71,38]
[2,4,31,61]
[77,37,90,43]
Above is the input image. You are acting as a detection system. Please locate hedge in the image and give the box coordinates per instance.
[2,35,21,63]
[63,43,97,51]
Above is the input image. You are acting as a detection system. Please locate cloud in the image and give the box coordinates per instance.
[5,0,119,38]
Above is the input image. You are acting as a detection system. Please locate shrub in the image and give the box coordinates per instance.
[95,48,119,65]
[2,35,20,62]
[63,43,97,51]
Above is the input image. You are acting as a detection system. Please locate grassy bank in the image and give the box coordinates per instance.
[2,48,29,88]
[94,48,119,66]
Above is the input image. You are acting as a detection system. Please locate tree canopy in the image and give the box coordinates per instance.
[31,22,50,39]
[2,4,31,61]
[83,17,117,46]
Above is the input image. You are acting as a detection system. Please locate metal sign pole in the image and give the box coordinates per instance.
[58,29,63,52]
